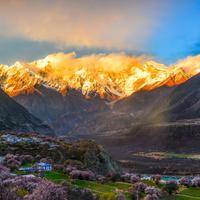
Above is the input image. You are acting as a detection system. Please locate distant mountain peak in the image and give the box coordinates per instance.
[0,52,199,99]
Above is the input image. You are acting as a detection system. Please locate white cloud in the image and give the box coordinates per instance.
[0,0,171,50]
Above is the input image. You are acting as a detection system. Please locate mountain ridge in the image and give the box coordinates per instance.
[1,52,199,99]
[13,73,200,137]
[0,88,53,135]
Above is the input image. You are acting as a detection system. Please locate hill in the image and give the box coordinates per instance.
[0,88,53,135]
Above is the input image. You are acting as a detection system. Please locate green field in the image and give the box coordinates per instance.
[176,188,200,200]
[17,169,200,200]
[74,180,132,199]
[44,171,200,200]
[44,171,70,183]
[44,171,132,199]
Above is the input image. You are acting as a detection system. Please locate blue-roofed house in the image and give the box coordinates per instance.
[18,162,52,174]
[35,162,52,171]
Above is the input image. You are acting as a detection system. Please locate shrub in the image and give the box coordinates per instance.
[151,175,161,185]
[64,166,77,174]
[20,155,34,164]
[16,188,29,197]
[96,175,106,183]
[69,170,95,180]
[163,180,178,195]
[106,172,121,182]
[6,158,21,170]
[39,158,48,163]
[129,182,147,200]
[0,174,97,200]
[130,175,140,183]
[70,170,81,179]
[1,175,68,200]
[192,177,200,187]
[144,194,160,200]
[24,181,68,200]
[145,186,162,199]
[179,177,192,187]
[121,173,131,182]
[135,182,147,193]
[81,170,95,181]
[66,185,97,200]
[4,154,22,170]
[54,164,64,171]
[0,164,11,180]
[4,154,15,161]
[35,154,41,161]
[115,191,126,200]
[0,176,42,200]
[64,160,83,168]
[99,193,116,200]
[40,158,53,164]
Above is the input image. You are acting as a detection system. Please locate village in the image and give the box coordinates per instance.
[0,132,200,199]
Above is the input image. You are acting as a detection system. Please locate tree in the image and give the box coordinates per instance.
[192,177,200,187]
[145,186,162,200]
[130,175,140,184]
[96,175,106,183]
[134,182,147,200]
[0,164,10,180]
[69,170,95,181]
[144,194,159,200]
[25,182,68,200]
[116,191,126,200]
[6,158,21,171]
[121,173,131,182]
[106,172,121,182]
[20,155,34,164]
[179,177,192,187]
[151,175,161,185]
[163,181,178,195]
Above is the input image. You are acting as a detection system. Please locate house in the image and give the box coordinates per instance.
[1,134,42,145]
[1,134,22,144]
[19,163,52,173]
[35,162,52,171]
[22,174,36,178]
[19,167,35,173]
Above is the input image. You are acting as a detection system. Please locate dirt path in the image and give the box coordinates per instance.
[177,194,200,199]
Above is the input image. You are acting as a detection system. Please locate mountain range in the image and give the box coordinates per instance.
[13,74,200,156]
[0,57,200,165]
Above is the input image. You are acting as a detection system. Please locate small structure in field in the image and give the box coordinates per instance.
[19,162,52,174]
[19,167,35,173]
[35,162,52,172]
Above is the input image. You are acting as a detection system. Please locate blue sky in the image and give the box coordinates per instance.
[0,0,200,64]
[147,0,200,63]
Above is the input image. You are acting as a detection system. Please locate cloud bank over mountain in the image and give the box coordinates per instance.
[0,0,170,50]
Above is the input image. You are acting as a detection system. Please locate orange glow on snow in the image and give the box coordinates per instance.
[0,53,199,99]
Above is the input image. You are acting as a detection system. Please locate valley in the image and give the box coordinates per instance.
[1,1,200,199]
[11,74,200,175]
[0,54,200,199]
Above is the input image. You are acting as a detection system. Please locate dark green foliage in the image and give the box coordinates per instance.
[163,181,178,195]
[0,133,121,175]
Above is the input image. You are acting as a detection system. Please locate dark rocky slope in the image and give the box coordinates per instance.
[14,75,200,165]
[14,85,108,134]
[0,89,53,135]
[70,74,200,137]
[0,132,121,175]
